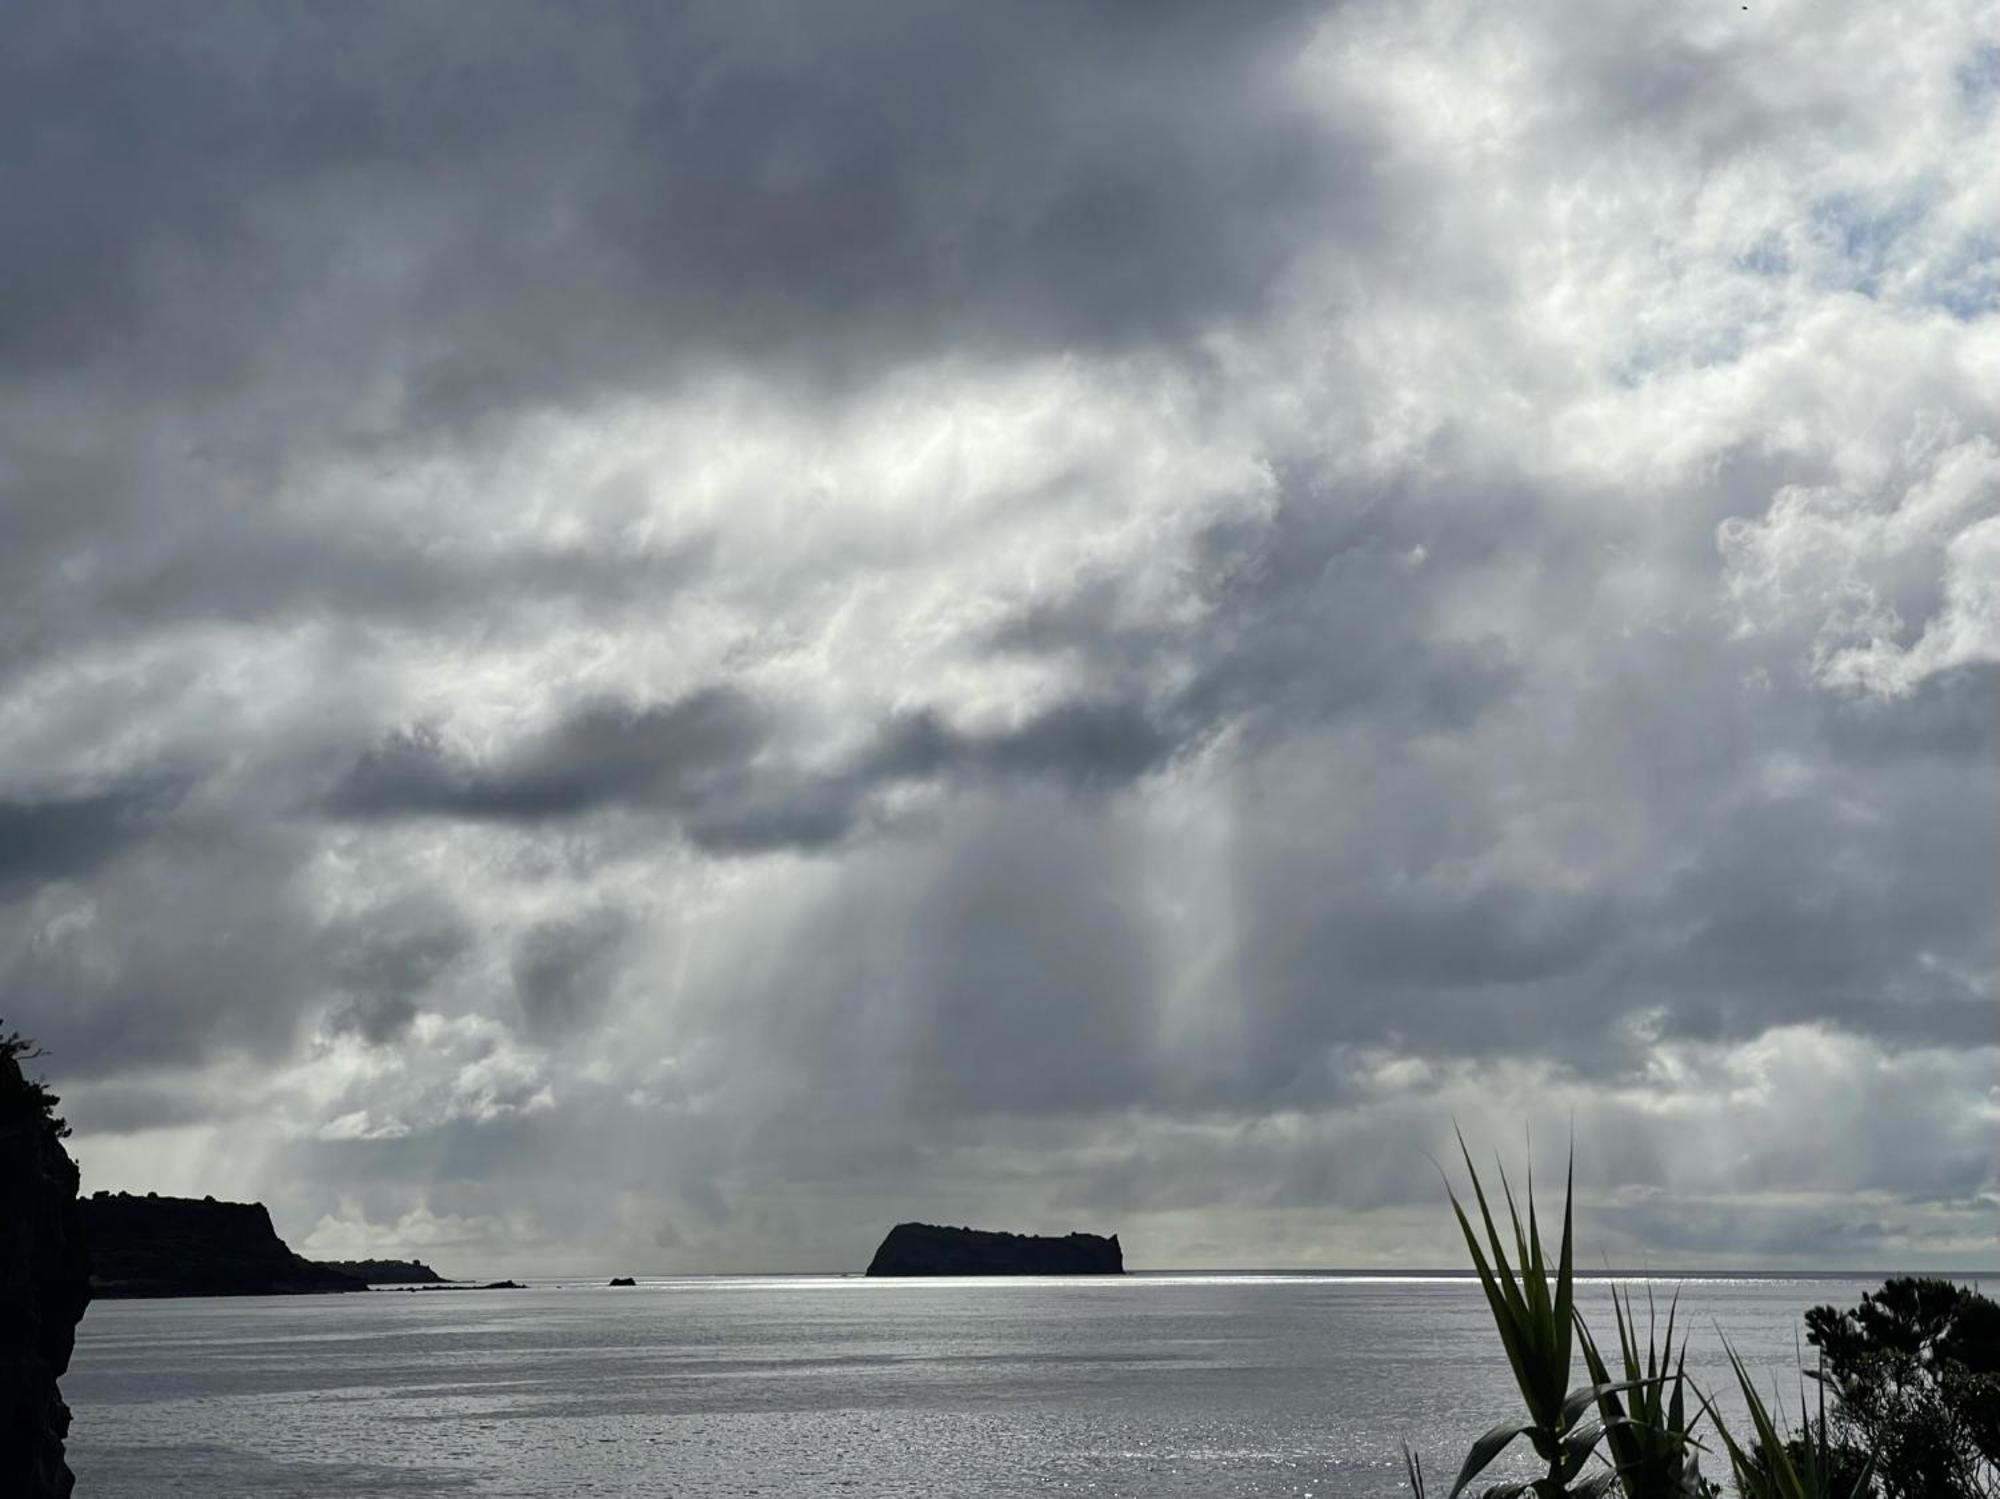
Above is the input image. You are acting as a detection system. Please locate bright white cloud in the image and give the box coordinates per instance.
[9,0,1994,1273]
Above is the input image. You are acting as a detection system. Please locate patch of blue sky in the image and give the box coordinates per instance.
[1917,233,2000,321]
[1608,323,1752,388]
[1608,346,1660,390]
[1735,234,1792,279]
[1803,191,1933,299]
[1956,43,2000,106]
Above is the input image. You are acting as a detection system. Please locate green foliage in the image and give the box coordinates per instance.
[0,1019,71,1139]
[1411,1132,1646,1499]
[1733,1436,1876,1499]
[1714,1341,1874,1499]
[1803,1278,2000,1499]
[1401,1132,1889,1499]
[1574,1286,1717,1499]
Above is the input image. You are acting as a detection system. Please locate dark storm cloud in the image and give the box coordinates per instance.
[668,790,1162,1123]
[987,483,1528,747]
[0,0,1359,712]
[1218,878,1614,1098]
[1205,657,1998,1090]
[0,777,188,891]
[5,0,1994,1273]
[891,800,1157,1116]
[327,687,1191,854]
[322,901,474,1046]
[53,1080,251,1138]
[1175,495,1513,739]
[730,693,1192,846]
[0,0,1347,409]
[1630,759,2000,1049]
[513,911,629,1042]
[1819,661,2000,762]
[1596,1196,1960,1263]
[325,688,771,825]
[1335,883,1612,991]
[1005,464,1996,1095]
[7,806,462,1079]
[864,698,1181,791]
[3,819,327,1078]
[90,530,716,639]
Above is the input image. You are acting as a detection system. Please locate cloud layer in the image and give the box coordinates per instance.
[6,0,1996,1273]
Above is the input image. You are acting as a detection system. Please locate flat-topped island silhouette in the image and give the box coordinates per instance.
[864,1222,1124,1276]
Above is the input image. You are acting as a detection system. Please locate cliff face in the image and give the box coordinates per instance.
[80,1193,363,1298]
[865,1222,1123,1276]
[0,1045,92,1499]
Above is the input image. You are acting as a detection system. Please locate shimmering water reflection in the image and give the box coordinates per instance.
[67,1273,1871,1497]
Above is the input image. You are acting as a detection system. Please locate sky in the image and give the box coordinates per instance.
[4,0,1996,1277]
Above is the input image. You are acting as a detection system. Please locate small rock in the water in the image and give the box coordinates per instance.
[608,1276,637,1286]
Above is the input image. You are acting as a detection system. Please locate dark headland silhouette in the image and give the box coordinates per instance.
[316,1258,447,1285]
[79,1193,462,1297]
[79,1192,365,1298]
[1,1034,91,1499]
[865,1222,1123,1276]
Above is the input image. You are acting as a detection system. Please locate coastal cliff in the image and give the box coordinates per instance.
[1,1036,91,1499]
[865,1222,1123,1276]
[79,1192,363,1298]
[312,1258,447,1284]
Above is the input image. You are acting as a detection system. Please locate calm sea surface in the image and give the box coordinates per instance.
[66,1273,1879,1497]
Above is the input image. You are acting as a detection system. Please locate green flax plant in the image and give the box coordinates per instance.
[1715,1342,1875,1499]
[1406,1132,1881,1499]
[1575,1285,1715,1499]
[1414,1132,1639,1499]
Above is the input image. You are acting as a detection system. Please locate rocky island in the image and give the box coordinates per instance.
[79,1192,364,1298]
[1,1032,91,1499]
[865,1222,1123,1276]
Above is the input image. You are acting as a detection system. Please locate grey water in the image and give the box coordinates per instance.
[66,1273,1876,1497]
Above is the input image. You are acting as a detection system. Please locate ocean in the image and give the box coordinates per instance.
[64,1272,1877,1497]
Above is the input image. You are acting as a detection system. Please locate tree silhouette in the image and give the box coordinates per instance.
[1805,1277,2000,1499]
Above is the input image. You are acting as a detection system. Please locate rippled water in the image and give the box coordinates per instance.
[66,1273,1871,1497]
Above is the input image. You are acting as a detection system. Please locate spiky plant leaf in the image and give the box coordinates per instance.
[1715,1339,1873,1499]
[1437,1133,1612,1497]
[1724,1341,1805,1495]
[1577,1286,1712,1498]
[1447,1420,1536,1499]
